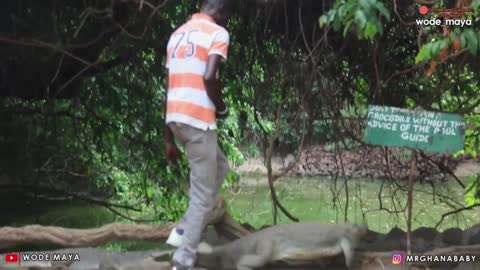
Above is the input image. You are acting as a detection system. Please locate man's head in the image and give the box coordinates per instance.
[201,0,232,26]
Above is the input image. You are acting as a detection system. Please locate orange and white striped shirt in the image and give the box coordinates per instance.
[165,13,230,130]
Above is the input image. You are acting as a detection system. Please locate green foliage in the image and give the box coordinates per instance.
[473,0,480,11]
[416,30,480,64]
[416,13,480,63]
[464,29,479,55]
[415,39,448,63]
[465,174,480,205]
[462,113,480,159]
[319,0,391,40]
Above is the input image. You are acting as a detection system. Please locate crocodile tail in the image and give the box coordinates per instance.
[197,242,214,254]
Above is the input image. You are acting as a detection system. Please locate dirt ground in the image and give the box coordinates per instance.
[235,153,480,179]
[455,160,480,178]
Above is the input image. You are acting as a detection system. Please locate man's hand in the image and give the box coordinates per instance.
[216,106,229,119]
[165,142,180,166]
[208,78,228,119]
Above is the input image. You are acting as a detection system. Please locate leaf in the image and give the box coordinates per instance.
[364,22,378,40]
[355,10,367,29]
[472,0,480,11]
[319,16,327,27]
[415,43,433,63]
[431,41,442,56]
[333,15,342,30]
[374,2,391,20]
[146,187,153,198]
[374,19,384,35]
[359,0,371,9]
[431,39,447,57]
[464,175,480,206]
[465,29,479,55]
[461,33,467,48]
[338,4,346,17]
[343,20,354,37]
[450,32,458,40]
[327,10,336,24]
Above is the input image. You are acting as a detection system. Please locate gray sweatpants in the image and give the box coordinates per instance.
[169,122,229,267]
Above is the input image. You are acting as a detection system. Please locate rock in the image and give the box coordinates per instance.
[379,238,406,251]
[434,265,464,270]
[453,261,480,270]
[412,226,438,242]
[114,258,171,270]
[440,228,464,246]
[65,248,114,270]
[463,223,480,245]
[411,238,433,253]
[98,250,171,270]
[363,230,383,243]
[357,231,384,251]
[365,227,407,251]
[469,233,480,245]
[385,227,406,241]
[283,154,295,168]
[8,260,52,268]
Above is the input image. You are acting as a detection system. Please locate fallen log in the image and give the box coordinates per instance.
[0,197,249,250]
[214,211,252,240]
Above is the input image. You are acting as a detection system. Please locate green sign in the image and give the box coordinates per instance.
[363,105,465,153]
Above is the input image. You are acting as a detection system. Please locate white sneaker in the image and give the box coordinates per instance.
[166,227,184,247]
[171,260,192,270]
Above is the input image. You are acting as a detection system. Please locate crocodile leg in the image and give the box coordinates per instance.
[340,237,355,269]
[236,240,274,270]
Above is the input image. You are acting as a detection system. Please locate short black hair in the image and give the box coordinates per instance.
[202,0,231,11]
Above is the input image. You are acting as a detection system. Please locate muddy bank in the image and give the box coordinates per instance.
[236,145,479,180]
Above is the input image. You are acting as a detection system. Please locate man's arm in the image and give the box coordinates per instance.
[204,54,227,113]
[163,76,179,165]
[163,76,173,143]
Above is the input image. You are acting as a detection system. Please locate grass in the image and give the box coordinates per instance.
[224,175,479,233]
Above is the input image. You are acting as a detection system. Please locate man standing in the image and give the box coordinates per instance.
[163,1,232,269]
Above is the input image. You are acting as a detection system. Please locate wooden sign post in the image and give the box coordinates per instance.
[363,105,466,258]
[406,152,416,255]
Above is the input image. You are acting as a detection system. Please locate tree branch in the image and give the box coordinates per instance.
[434,203,480,229]
[0,184,145,218]
[415,150,465,189]
[0,36,94,67]
[393,0,416,26]
[266,101,299,223]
